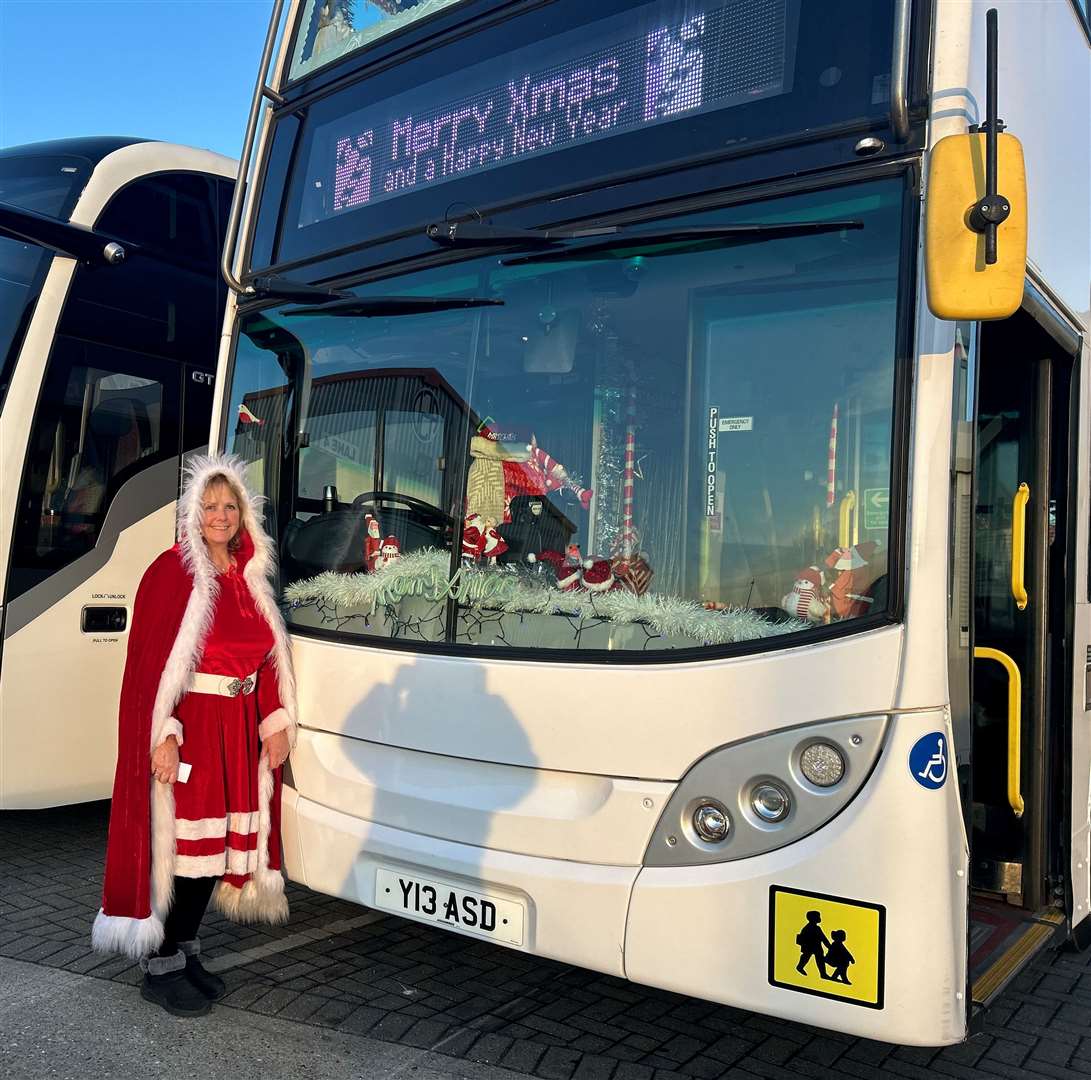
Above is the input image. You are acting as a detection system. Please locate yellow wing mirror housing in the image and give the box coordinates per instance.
[925,130,1027,321]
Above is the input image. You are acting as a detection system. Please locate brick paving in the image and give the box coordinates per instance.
[3,802,1091,1080]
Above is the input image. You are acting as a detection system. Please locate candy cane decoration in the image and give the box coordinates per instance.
[566,477,593,510]
[619,393,638,559]
[529,439,594,509]
[825,402,839,508]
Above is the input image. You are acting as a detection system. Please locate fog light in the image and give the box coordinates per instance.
[751,782,791,823]
[799,742,846,787]
[692,801,730,843]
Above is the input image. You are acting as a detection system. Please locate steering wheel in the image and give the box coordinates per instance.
[350,490,452,530]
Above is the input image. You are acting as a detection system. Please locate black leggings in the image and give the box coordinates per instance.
[157,876,217,956]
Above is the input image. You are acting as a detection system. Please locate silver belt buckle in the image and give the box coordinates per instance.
[226,675,254,697]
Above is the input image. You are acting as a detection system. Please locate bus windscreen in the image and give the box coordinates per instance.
[298,0,798,226]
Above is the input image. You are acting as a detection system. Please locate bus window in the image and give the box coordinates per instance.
[7,339,179,600]
[59,173,220,361]
[94,171,218,263]
[0,154,91,407]
[289,0,471,80]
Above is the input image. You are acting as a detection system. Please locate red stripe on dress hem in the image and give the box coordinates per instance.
[177,836,232,857]
[177,835,258,857]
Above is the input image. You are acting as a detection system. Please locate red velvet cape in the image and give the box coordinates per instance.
[100,547,190,925]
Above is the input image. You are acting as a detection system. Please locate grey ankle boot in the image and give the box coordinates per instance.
[140,949,212,1017]
[178,939,226,1001]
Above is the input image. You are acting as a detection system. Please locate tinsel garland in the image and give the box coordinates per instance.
[283,549,803,645]
[284,549,453,613]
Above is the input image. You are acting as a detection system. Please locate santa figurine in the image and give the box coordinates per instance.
[363,513,382,573]
[480,518,508,564]
[825,541,879,619]
[461,514,508,564]
[539,548,582,591]
[581,558,616,593]
[376,535,401,570]
[461,515,484,562]
[782,566,829,622]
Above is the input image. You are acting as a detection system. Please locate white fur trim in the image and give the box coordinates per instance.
[157,718,184,747]
[258,708,292,743]
[176,846,258,878]
[176,817,228,842]
[229,810,259,836]
[212,873,288,925]
[91,908,164,960]
[149,583,217,751]
[174,812,258,842]
[210,757,288,925]
[150,775,176,924]
[582,577,614,593]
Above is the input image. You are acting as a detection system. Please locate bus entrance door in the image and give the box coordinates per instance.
[968,305,1074,1006]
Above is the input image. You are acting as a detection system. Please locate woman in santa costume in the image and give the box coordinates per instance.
[91,454,297,1017]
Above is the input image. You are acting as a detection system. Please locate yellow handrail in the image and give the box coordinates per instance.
[1011,482,1029,611]
[973,646,1024,818]
[838,490,857,548]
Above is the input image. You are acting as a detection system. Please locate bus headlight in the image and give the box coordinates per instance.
[750,782,791,823]
[642,714,888,867]
[692,801,731,842]
[799,742,846,787]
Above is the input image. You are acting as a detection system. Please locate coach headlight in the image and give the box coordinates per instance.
[643,714,888,867]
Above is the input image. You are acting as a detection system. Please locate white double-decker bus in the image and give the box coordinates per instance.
[215,0,1089,1043]
[0,137,235,808]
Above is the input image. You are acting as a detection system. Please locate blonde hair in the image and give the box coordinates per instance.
[201,473,247,552]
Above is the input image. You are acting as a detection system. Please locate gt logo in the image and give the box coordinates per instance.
[191,371,215,385]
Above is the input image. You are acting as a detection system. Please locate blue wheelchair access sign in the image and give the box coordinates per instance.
[909,732,948,790]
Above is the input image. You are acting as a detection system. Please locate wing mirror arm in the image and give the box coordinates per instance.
[966,8,1010,265]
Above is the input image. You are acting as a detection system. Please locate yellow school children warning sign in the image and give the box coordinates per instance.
[768,886,886,1009]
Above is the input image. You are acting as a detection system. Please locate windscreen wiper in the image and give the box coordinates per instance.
[0,199,135,265]
[247,275,352,304]
[426,221,565,247]
[499,221,864,266]
[282,295,503,317]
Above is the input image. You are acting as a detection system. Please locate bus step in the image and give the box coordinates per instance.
[970,901,1065,1007]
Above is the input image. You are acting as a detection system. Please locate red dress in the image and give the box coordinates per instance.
[173,565,283,890]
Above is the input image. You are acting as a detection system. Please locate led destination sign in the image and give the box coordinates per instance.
[300,0,797,225]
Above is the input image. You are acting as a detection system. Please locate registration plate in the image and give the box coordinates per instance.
[374,867,525,946]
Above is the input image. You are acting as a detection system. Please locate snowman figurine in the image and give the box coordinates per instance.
[376,535,402,570]
[781,566,828,622]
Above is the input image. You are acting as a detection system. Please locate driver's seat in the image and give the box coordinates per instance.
[283,507,438,578]
[284,510,368,577]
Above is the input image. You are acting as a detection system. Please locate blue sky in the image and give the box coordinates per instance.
[0,1,275,160]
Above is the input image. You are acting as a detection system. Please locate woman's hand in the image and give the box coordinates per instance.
[151,736,180,784]
[262,729,291,770]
